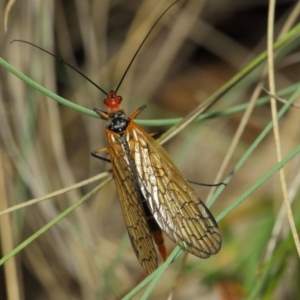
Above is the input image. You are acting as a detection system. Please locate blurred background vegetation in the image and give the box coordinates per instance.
[1,0,300,299]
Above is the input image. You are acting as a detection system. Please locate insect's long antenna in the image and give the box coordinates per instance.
[10,40,108,96]
[115,0,180,93]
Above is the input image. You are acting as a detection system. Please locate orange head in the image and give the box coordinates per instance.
[104,91,123,113]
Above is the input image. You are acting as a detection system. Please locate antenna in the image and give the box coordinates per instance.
[10,40,108,96]
[115,0,180,92]
[11,1,180,96]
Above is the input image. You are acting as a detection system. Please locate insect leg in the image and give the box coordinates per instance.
[91,147,111,163]
[187,180,227,187]
[149,132,162,139]
[94,108,109,119]
[129,104,147,119]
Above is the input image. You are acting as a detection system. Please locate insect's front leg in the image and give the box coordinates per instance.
[94,108,109,119]
[91,147,111,163]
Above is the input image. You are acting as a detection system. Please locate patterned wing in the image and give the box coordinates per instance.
[106,130,158,273]
[127,122,222,258]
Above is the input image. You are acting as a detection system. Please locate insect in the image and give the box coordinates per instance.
[89,1,221,274]
[91,91,222,273]
[13,1,221,274]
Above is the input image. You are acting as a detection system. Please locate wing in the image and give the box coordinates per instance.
[106,130,158,273]
[127,121,222,258]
